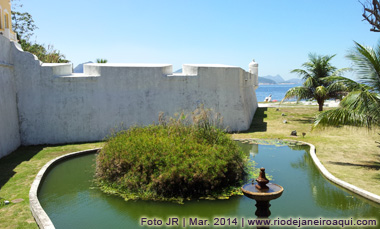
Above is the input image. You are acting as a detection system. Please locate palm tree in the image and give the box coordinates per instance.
[282,54,351,111]
[314,41,380,128]
[96,58,108,63]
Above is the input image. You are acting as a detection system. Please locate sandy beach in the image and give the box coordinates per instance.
[258,100,340,108]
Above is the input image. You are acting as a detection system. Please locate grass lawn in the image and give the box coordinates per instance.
[0,104,379,228]
[0,142,104,229]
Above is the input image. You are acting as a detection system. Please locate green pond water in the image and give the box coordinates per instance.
[38,143,380,228]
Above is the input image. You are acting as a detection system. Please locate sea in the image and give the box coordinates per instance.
[255,84,302,102]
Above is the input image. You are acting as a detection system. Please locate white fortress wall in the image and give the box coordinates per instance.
[0,35,21,158]
[0,37,258,156]
[13,60,258,145]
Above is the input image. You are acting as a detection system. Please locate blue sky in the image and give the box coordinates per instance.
[18,0,379,79]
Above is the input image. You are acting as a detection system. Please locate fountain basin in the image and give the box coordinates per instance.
[241,183,283,201]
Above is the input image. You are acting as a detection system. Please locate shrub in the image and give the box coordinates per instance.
[19,39,69,63]
[96,108,249,202]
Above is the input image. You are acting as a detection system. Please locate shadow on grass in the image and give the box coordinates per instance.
[291,117,315,124]
[0,146,43,189]
[240,107,267,133]
[328,161,380,170]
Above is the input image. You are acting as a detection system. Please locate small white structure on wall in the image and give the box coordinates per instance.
[0,35,259,158]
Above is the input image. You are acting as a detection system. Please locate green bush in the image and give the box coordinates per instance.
[19,39,69,63]
[96,109,249,202]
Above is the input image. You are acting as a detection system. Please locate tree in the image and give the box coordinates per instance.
[96,59,108,63]
[361,0,380,32]
[314,41,380,128]
[10,0,69,63]
[11,11,37,41]
[282,54,351,111]
[11,0,37,41]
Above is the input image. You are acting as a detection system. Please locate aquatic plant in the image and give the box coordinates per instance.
[96,108,249,203]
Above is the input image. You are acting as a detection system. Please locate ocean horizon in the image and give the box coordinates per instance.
[255,84,302,102]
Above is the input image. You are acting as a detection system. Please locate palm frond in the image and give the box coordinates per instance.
[313,41,380,128]
[314,90,380,129]
[346,41,380,92]
[281,87,313,103]
[303,76,318,89]
[324,76,368,93]
[305,53,337,79]
[313,107,375,128]
[331,67,352,77]
[96,58,108,63]
[340,90,380,119]
[290,69,311,80]
[315,86,328,99]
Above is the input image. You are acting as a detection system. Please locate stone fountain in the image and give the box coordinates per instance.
[241,168,284,227]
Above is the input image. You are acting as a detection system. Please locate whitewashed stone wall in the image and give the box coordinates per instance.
[0,35,259,158]
[0,35,21,158]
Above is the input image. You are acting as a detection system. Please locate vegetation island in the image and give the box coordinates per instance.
[96,109,252,203]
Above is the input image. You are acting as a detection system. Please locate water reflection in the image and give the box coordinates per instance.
[38,142,380,228]
[100,193,243,222]
[240,142,259,157]
[238,141,380,220]
[291,152,380,216]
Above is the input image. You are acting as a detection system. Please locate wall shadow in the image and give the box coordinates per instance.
[241,107,267,133]
[0,146,43,189]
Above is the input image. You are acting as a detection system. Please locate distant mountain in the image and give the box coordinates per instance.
[261,75,285,83]
[259,74,304,85]
[174,68,182,73]
[282,78,304,84]
[258,77,277,85]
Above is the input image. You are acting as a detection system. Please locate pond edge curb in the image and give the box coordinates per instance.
[299,140,380,204]
[29,148,101,229]
[235,138,380,204]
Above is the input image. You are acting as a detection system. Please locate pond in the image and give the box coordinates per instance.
[38,142,380,228]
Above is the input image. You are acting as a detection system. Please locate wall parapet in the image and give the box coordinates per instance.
[41,63,72,77]
[16,60,258,145]
[1,32,259,153]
